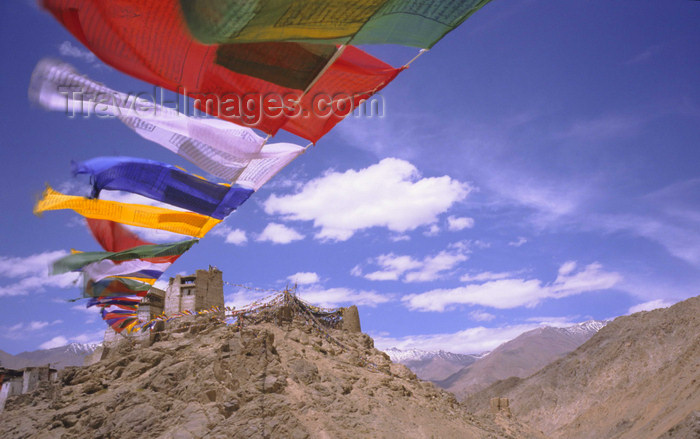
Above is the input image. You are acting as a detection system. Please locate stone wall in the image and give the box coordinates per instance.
[164,267,223,315]
[22,367,51,394]
[0,377,22,413]
[342,306,362,333]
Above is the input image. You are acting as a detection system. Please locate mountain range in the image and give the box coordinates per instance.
[383,348,484,381]
[386,320,606,398]
[0,343,100,370]
[463,296,700,438]
[438,320,607,399]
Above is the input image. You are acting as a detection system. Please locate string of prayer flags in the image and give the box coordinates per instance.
[73,157,254,219]
[30,59,307,187]
[51,239,197,275]
[39,1,403,142]
[180,0,494,48]
[34,186,220,238]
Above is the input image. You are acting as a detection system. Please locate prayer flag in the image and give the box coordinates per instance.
[83,277,152,298]
[180,0,494,49]
[40,0,403,142]
[51,240,197,274]
[85,219,182,264]
[81,259,171,282]
[30,59,306,186]
[73,157,254,219]
[35,185,220,238]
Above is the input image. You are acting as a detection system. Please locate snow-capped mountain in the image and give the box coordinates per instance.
[438,320,609,399]
[383,320,608,387]
[383,348,483,381]
[560,320,608,337]
[0,342,102,370]
[383,348,482,364]
[63,342,102,355]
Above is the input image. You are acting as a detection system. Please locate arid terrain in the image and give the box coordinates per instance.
[0,316,540,439]
[463,296,700,439]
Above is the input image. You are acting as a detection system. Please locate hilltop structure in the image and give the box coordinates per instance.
[102,266,224,348]
[164,266,224,315]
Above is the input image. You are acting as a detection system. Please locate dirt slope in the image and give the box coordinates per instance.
[1,317,541,439]
[440,322,603,399]
[463,296,700,439]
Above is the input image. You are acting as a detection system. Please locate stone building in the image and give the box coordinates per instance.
[0,366,57,413]
[102,267,224,348]
[164,266,224,315]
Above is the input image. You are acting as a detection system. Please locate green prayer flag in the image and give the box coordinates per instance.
[179,0,494,48]
[52,240,198,275]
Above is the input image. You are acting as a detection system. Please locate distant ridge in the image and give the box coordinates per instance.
[383,348,483,381]
[434,320,607,399]
[0,343,101,370]
[463,295,700,439]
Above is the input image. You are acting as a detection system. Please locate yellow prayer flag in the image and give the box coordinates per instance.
[34,186,220,238]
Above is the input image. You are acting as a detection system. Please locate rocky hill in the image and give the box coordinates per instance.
[0,343,101,370]
[439,321,606,399]
[0,316,542,439]
[383,347,482,381]
[463,296,700,439]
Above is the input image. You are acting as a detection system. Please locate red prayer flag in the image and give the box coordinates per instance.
[41,0,403,143]
[86,219,181,264]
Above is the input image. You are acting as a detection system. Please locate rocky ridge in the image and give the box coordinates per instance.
[438,320,607,399]
[0,316,542,439]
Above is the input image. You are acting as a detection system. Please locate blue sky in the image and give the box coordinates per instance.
[1,0,699,355]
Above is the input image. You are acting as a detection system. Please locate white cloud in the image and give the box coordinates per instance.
[403,261,621,311]
[469,310,496,322]
[287,272,320,285]
[264,158,470,241]
[424,224,441,237]
[373,324,544,355]
[558,261,577,276]
[355,243,469,283]
[37,329,104,350]
[211,225,248,245]
[58,41,97,65]
[256,223,304,244]
[0,250,68,278]
[508,237,528,247]
[0,250,80,297]
[447,216,475,231]
[225,288,269,309]
[39,336,69,350]
[297,287,390,308]
[628,299,675,314]
[460,270,521,282]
